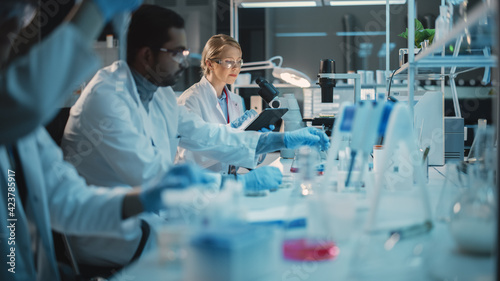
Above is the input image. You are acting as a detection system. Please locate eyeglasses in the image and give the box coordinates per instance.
[159,48,190,64]
[211,59,244,69]
[0,2,36,28]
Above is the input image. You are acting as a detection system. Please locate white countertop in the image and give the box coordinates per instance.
[110,155,496,281]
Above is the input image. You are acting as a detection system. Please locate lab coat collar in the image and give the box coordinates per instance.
[200,76,229,121]
[200,76,219,100]
[200,76,231,101]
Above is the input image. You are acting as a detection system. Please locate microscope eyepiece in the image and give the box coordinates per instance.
[256,77,281,108]
[317,59,336,103]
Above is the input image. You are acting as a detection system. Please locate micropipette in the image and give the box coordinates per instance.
[344,101,374,188]
[324,102,355,184]
[345,100,388,189]
[366,103,433,233]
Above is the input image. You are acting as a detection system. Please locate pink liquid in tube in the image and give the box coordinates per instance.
[283,238,339,261]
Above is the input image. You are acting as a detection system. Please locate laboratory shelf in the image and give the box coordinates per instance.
[414,55,497,68]
[397,0,497,118]
[394,55,497,79]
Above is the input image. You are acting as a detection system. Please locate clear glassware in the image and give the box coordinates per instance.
[467,119,487,162]
[281,94,303,159]
[449,126,496,255]
[282,146,339,262]
[449,169,496,255]
[290,146,325,175]
[290,150,300,174]
[435,161,468,223]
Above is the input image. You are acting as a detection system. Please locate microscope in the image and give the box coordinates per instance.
[313,59,362,136]
[256,77,281,108]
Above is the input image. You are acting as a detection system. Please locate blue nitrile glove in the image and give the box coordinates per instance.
[238,166,282,193]
[139,164,215,212]
[230,109,258,128]
[259,125,275,132]
[92,0,143,21]
[284,127,330,151]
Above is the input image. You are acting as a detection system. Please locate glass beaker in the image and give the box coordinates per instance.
[290,147,325,175]
[435,161,468,223]
[282,146,339,261]
[157,182,221,279]
[449,170,496,255]
[449,126,496,255]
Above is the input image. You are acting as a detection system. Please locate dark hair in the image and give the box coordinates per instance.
[126,4,185,63]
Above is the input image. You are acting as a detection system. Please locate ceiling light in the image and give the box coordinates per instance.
[240,1,318,8]
[329,0,406,6]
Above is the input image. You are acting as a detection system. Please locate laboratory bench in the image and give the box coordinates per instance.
[110,153,496,281]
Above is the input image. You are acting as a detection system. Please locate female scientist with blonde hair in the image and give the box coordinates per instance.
[177,34,260,174]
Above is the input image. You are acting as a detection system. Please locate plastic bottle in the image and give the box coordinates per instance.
[434,5,450,43]
[280,93,303,159]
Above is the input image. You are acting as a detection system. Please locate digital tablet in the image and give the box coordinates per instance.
[244,108,288,131]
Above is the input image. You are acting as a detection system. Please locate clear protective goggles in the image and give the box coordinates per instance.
[0,1,36,28]
[212,59,244,69]
[159,48,190,65]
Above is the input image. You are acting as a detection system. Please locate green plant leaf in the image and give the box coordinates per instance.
[415,29,430,47]
[415,19,424,31]
[398,28,409,39]
[399,19,436,47]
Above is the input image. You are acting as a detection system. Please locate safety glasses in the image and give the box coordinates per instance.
[159,48,190,65]
[211,59,244,69]
[0,3,36,28]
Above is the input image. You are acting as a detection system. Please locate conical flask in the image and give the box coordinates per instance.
[348,104,433,281]
[449,126,497,255]
[435,161,468,223]
[282,146,339,261]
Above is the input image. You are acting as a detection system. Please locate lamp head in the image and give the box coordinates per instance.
[273,67,311,88]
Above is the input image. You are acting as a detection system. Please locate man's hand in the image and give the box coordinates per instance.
[238,166,282,194]
[139,164,215,212]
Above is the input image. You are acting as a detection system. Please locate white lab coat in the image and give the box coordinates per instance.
[0,128,137,281]
[0,23,100,144]
[176,76,245,173]
[61,61,261,265]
